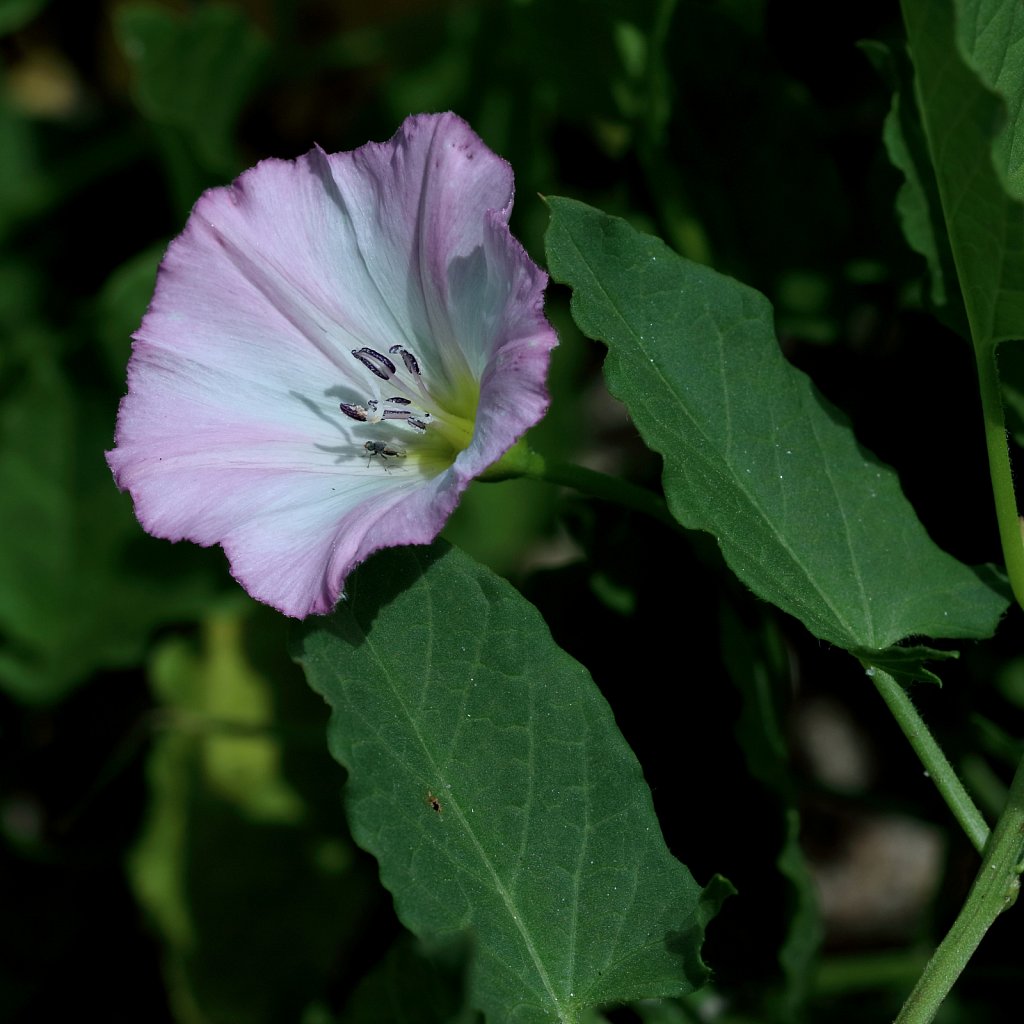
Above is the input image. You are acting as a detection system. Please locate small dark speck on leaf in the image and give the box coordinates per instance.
[426,791,442,814]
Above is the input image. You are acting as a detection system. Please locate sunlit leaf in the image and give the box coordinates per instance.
[131,606,375,1024]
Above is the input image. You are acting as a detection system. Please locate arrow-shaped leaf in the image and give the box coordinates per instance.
[545,196,1006,657]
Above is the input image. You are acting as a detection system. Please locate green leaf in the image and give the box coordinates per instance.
[953,0,1024,200]
[0,87,46,241]
[854,643,959,688]
[900,0,1024,350]
[544,196,1007,656]
[95,245,163,383]
[861,39,968,335]
[0,341,219,703]
[339,935,474,1024]
[0,0,48,36]
[522,0,672,127]
[293,543,730,1024]
[115,3,268,177]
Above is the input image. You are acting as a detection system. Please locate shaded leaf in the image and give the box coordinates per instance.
[339,934,475,1024]
[0,88,46,241]
[525,0,672,127]
[116,3,268,177]
[953,0,1024,200]
[95,244,163,383]
[294,543,730,1024]
[544,196,1007,658]
[900,0,1024,350]
[0,0,48,36]
[862,39,968,335]
[0,343,220,703]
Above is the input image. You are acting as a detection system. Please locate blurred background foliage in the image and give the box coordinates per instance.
[2,0,1023,1021]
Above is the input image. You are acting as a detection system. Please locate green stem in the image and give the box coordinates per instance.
[870,669,989,853]
[482,443,680,531]
[976,343,1024,611]
[527,460,682,531]
[894,752,1024,1024]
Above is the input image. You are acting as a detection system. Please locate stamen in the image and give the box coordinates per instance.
[341,397,392,424]
[339,402,370,422]
[388,344,421,376]
[346,343,437,437]
[352,347,396,380]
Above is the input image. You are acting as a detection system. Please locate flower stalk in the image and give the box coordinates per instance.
[485,446,681,532]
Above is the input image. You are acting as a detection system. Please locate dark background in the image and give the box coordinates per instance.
[2,1,1021,1021]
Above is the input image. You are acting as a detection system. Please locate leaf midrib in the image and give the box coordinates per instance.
[355,561,575,1023]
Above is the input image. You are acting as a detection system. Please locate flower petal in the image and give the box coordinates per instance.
[108,350,461,616]
[453,211,557,480]
[315,112,526,391]
[107,113,557,617]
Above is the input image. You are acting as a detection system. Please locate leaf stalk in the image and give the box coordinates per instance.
[870,668,989,853]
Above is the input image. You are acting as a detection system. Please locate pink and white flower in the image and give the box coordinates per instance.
[107,113,556,617]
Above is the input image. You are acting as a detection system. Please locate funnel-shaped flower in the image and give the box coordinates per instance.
[107,113,556,617]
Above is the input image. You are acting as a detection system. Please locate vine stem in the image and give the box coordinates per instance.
[894,752,1024,1024]
[976,342,1024,611]
[492,449,998,846]
[870,669,989,853]
[485,444,1022,1023]
[482,442,681,532]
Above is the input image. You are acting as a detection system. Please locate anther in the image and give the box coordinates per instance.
[351,347,396,380]
[388,344,421,376]
[339,402,370,422]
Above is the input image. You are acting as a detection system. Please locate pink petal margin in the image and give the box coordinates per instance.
[106,113,558,618]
